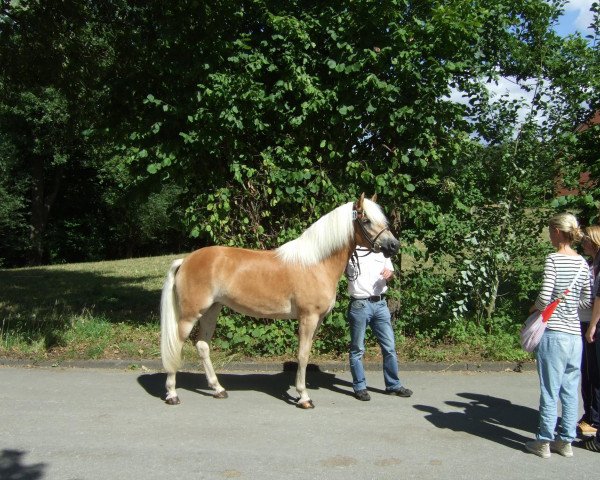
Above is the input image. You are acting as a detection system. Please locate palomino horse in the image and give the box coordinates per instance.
[160,193,399,408]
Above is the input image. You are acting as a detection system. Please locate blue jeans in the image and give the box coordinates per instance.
[535,329,582,442]
[347,298,402,392]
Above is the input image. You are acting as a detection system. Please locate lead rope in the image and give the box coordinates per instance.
[346,249,373,282]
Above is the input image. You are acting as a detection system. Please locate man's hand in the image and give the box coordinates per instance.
[586,298,600,343]
[381,268,393,280]
[586,323,597,344]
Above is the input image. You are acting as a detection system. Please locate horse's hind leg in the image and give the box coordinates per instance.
[165,371,179,405]
[164,316,197,405]
[191,304,227,399]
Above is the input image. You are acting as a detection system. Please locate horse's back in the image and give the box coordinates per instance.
[180,245,278,270]
[175,245,336,319]
[175,246,296,317]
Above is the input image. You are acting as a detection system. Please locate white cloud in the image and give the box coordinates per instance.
[485,77,544,127]
[446,75,546,139]
[562,0,596,34]
[489,77,536,104]
[448,76,536,110]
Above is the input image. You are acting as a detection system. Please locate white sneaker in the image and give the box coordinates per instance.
[525,440,551,458]
[550,440,573,457]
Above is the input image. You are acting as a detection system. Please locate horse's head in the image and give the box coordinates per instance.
[353,193,399,258]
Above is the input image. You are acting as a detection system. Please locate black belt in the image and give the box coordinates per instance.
[352,294,385,302]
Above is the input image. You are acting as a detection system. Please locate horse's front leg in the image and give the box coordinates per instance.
[295,315,320,409]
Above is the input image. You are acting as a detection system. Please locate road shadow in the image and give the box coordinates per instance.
[138,361,356,405]
[414,392,538,451]
[0,450,46,480]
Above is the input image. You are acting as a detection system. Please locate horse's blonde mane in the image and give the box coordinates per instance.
[276,199,388,266]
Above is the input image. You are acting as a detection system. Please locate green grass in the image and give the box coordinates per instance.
[0,254,529,363]
[0,254,176,360]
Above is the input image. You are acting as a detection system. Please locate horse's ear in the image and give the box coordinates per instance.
[371,193,378,203]
[355,193,365,210]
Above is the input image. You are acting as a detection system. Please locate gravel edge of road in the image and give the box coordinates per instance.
[0,357,536,373]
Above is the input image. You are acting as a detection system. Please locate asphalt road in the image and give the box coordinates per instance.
[1,362,599,479]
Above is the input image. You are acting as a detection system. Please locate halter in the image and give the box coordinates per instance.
[346,205,391,282]
[352,206,390,253]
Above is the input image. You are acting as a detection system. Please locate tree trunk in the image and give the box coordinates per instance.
[28,155,62,265]
[484,269,499,333]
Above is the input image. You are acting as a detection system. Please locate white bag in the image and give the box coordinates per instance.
[520,262,586,352]
[520,309,550,353]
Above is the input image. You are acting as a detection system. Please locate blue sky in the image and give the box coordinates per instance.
[554,0,596,37]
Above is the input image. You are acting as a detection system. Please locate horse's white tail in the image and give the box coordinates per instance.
[161,258,184,373]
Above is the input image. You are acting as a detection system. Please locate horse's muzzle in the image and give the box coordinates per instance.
[378,237,399,258]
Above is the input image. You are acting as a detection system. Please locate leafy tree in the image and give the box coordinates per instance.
[125,1,597,329]
[0,1,193,265]
[1,0,598,354]
[417,2,600,338]
[0,0,117,264]
[548,5,600,224]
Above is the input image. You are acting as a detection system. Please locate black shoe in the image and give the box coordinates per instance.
[387,386,413,397]
[354,389,371,401]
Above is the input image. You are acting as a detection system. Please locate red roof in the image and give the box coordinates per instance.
[576,110,600,132]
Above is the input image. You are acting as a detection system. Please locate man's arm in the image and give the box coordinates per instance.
[586,297,600,343]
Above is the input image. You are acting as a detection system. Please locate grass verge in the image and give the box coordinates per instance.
[0,254,531,364]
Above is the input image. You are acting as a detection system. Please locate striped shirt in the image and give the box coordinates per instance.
[535,253,592,335]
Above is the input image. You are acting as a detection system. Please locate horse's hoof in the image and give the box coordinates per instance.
[165,396,180,405]
[296,399,315,409]
[213,390,229,399]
